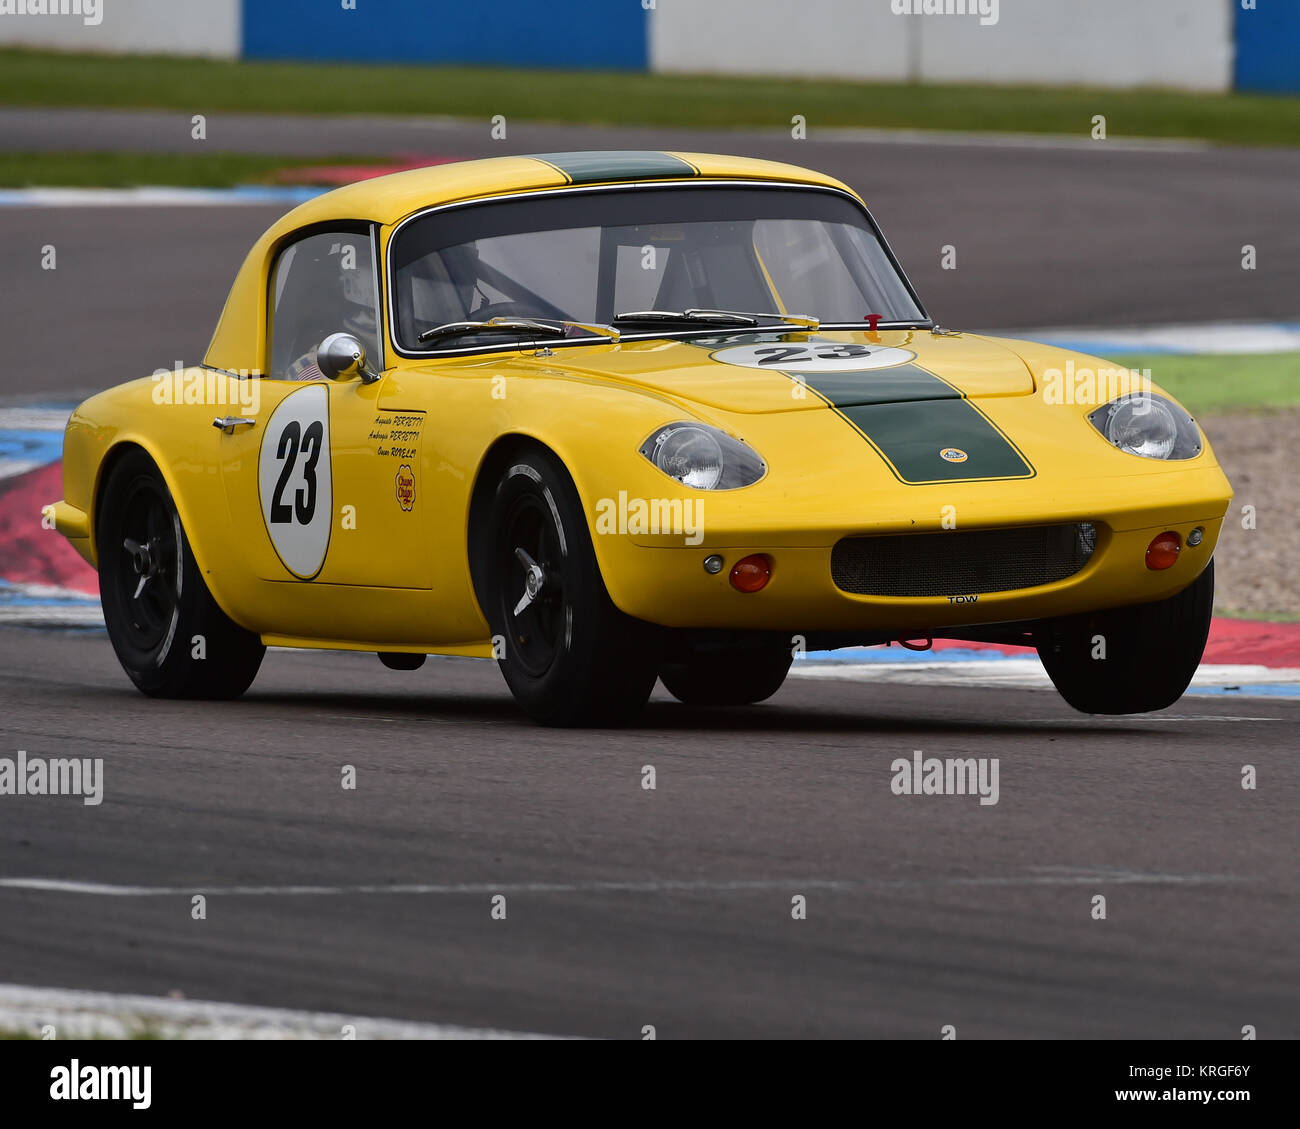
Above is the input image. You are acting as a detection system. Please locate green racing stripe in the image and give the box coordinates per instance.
[804,362,959,408]
[794,362,1034,483]
[529,151,700,185]
[835,397,1034,484]
[694,334,1035,485]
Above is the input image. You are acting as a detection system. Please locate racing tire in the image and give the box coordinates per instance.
[659,645,793,706]
[1035,560,1214,715]
[97,449,265,699]
[481,447,661,727]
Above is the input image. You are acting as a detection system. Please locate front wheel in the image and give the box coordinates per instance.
[480,447,661,726]
[97,450,265,699]
[1035,560,1214,715]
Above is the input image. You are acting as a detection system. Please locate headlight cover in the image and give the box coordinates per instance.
[1088,393,1202,460]
[639,423,767,490]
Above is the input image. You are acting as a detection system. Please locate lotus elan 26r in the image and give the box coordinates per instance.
[51,151,1231,725]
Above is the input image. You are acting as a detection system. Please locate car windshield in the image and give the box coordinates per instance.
[389,185,926,351]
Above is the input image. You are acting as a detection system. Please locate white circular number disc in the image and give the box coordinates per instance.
[712,342,916,372]
[258,384,332,579]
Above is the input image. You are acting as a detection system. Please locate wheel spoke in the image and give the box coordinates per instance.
[512,545,548,616]
[113,481,181,648]
[499,491,571,678]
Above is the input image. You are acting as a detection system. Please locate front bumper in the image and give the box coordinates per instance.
[601,516,1224,632]
[49,500,94,566]
[590,456,1232,633]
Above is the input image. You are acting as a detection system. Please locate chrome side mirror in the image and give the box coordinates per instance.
[317,332,379,384]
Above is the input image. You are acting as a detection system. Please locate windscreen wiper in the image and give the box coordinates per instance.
[416,317,620,346]
[613,308,820,330]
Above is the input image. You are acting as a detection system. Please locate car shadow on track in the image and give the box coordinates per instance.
[212,685,1153,739]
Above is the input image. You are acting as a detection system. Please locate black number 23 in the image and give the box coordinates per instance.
[270,419,323,524]
[752,344,873,365]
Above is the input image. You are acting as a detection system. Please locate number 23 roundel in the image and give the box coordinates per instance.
[258,384,332,579]
[710,340,915,372]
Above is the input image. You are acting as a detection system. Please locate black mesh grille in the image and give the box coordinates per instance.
[831,523,1097,597]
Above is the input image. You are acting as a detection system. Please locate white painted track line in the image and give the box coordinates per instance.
[0,187,321,208]
[791,658,1300,696]
[0,983,555,1040]
[0,870,1241,900]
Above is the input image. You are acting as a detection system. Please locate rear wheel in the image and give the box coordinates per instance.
[97,450,265,699]
[480,446,661,726]
[659,644,792,706]
[1035,560,1214,715]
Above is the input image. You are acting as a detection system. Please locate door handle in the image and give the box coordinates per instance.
[213,416,256,434]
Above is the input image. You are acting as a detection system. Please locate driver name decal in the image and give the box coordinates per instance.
[368,411,425,460]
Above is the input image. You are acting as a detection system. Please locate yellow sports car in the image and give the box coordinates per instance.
[51,151,1231,725]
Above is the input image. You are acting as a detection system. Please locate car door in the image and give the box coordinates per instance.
[218,226,432,636]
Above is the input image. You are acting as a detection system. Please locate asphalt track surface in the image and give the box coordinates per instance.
[1,112,1298,1037]
[3,110,1300,398]
[2,628,1297,1038]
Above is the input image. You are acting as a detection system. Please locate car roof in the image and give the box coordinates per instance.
[274,150,854,231]
[204,151,857,374]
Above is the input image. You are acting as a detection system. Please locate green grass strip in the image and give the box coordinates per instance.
[1107,353,1300,415]
[3,50,1300,146]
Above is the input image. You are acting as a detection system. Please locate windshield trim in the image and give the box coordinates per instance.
[380,321,936,361]
[384,179,931,359]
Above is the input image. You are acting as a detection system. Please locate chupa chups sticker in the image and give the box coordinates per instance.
[396,463,416,511]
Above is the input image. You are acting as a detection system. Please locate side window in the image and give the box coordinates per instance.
[269,229,380,380]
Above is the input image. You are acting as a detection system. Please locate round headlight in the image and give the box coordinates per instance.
[1104,395,1178,459]
[639,422,767,489]
[650,426,725,489]
[1087,391,1202,461]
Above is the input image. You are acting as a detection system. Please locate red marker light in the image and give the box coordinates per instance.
[1145,532,1181,570]
[730,554,772,593]
[865,314,883,332]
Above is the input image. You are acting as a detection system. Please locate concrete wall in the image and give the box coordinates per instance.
[0,0,240,58]
[911,0,1233,91]
[1,0,1283,94]
[651,0,1236,92]
[650,0,911,83]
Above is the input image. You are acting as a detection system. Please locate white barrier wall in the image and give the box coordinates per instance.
[650,0,910,82]
[0,0,240,59]
[0,0,1237,92]
[650,0,1234,92]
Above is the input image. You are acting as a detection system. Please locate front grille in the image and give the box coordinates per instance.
[831,522,1098,598]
